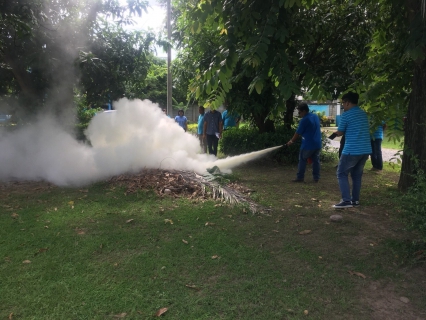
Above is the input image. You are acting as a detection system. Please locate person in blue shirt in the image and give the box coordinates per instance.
[222,103,240,130]
[174,109,187,131]
[329,92,372,208]
[286,103,322,183]
[197,106,207,153]
[203,109,223,156]
[370,122,386,171]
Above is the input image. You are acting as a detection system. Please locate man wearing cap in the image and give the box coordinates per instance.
[286,103,322,183]
[328,92,372,208]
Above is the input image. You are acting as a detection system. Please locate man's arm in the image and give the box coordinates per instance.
[286,133,301,146]
[329,131,344,139]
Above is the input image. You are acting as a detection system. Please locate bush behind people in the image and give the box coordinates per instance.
[220,126,336,164]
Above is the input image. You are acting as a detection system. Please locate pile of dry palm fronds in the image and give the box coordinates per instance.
[108,169,270,213]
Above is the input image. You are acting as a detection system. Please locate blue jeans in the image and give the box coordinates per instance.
[337,154,369,202]
[370,139,383,169]
[297,149,321,181]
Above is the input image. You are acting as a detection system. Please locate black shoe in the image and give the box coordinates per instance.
[351,201,360,207]
[333,201,353,209]
[291,179,304,183]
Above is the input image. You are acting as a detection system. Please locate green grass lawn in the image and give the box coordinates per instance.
[382,133,404,150]
[1,162,424,319]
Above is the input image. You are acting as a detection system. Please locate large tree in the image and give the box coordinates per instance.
[0,0,150,119]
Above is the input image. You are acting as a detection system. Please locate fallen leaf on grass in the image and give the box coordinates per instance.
[211,255,219,259]
[68,201,74,206]
[182,239,188,244]
[34,248,48,255]
[155,307,168,317]
[11,213,19,219]
[400,296,410,303]
[113,313,127,318]
[348,270,366,279]
[164,219,173,224]
[294,205,303,208]
[125,219,134,223]
[8,313,13,320]
[22,260,31,264]
[205,222,216,226]
[304,310,309,315]
[185,284,200,290]
[299,230,312,235]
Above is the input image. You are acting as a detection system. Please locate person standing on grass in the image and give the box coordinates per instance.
[286,103,322,183]
[197,106,207,153]
[329,92,372,209]
[175,109,187,131]
[370,122,386,171]
[222,101,240,130]
[203,109,223,156]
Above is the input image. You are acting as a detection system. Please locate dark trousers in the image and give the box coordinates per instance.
[371,139,383,169]
[206,134,219,156]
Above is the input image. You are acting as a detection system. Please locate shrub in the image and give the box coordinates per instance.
[400,169,426,242]
[219,126,337,164]
[187,123,198,135]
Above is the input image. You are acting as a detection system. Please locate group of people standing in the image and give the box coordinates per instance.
[167,103,240,157]
[197,104,240,156]
[287,92,385,209]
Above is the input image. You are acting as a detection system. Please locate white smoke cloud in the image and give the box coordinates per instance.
[0,99,279,186]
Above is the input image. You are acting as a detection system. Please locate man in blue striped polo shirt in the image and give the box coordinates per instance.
[330,92,372,208]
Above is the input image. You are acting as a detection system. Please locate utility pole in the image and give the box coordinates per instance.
[167,0,172,116]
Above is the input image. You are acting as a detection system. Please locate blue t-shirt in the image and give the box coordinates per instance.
[222,110,239,129]
[372,125,384,140]
[204,110,222,135]
[338,106,372,155]
[296,113,322,150]
[197,113,205,134]
[175,115,187,130]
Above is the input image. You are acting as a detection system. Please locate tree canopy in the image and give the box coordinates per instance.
[0,0,157,119]
[172,0,379,131]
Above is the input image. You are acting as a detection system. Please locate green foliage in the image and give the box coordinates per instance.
[400,169,426,241]
[187,123,198,135]
[74,92,99,141]
[0,0,152,114]
[137,56,168,107]
[312,111,330,127]
[219,126,336,163]
[172,0,377,132]
[78,21,156,107]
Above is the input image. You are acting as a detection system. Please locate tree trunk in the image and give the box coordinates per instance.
[284,94,296,129]
[253,113,275,133]
[398,58,426,190]
[398,0,426,191]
